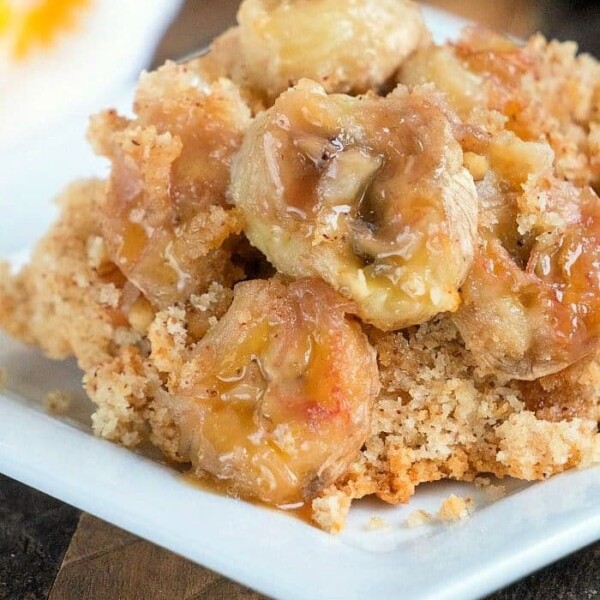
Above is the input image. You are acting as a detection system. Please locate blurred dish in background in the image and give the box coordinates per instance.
[0,0,91,60]
[0,0,182,148]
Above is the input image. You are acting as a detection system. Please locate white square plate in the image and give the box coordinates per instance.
[1,8,599,600]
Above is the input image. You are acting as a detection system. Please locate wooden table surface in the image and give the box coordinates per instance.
[2,1,600,599]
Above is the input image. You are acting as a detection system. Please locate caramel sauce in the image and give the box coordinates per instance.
[181,472,315,525]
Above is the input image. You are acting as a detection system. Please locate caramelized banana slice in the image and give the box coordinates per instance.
[400,27,600,187]
[401,33,600,378]
[456,181,600,380]
[150,278,380,505]
[454,135,600,379]
[231,80,478,330]
[89,64,252,308]
[237,0,426,101]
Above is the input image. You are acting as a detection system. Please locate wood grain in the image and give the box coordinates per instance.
[48,514,264,600]
[0,474,79,600]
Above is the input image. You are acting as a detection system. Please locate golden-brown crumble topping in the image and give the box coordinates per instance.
[0,0,598,534]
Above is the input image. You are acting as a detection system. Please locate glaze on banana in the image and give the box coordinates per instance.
[231,80,478,330]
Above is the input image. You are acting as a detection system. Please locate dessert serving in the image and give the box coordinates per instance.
[1,0,599,533]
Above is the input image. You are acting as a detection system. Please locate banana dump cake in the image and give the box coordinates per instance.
[1,0,599,533]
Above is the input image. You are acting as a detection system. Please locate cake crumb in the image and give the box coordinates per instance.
[406,509,432,528]
[311,489,351,534]
[366,516,389,531]
[437,494,472,522]
[44,390,71,415]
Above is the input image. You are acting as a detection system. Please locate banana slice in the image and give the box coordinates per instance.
[237,0,427,101]
[231,80,478,330]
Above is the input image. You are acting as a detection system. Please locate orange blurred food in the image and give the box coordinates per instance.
[0,0,90,59]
